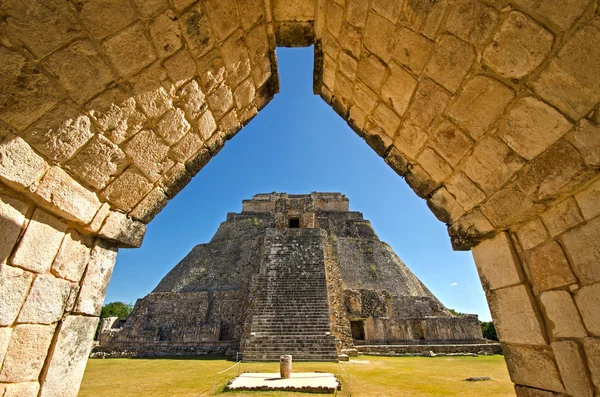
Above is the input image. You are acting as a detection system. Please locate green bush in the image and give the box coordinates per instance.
[481,321,498,341]
[100,302,133,320]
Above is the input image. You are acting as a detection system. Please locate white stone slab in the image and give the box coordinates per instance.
[226,372,340,393]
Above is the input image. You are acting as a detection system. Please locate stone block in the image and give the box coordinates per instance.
[575,283,600,336]
[461,135,525,194]
[234,79,256,109]
[163,162,193,197]
[75,239,118,315]
[371,0,401,23]
[417,147,453,183]
[98,212,146,248]
[179,80,207,120]
[348,106,367,131]
[102,23,156,77]
[3,382,40,397]
[575,178,600,220]
[131,0,167,17]
[428,119,474,167]
[449,209,495,250]
[445,172,486,212]
[540,198,583,238]
[425,34,475,93]
[0,195,28,264]
[156,108,191,145]
[17,274,71,324]
[0,265,34,326]
[540,290,587,338]
[149,10,182,59]
[487,284,547,345]
[483,12,554,79]
[219,110,241,139]
[0,135,48,190]
[517,140,587,201]
[75,0,136,40]
[164,50,196,87]
[205,0,240,41]
[196,111,218,142]
[363,12,394,62]
[391,27,434,73]
[130,64,174,119]
[66,134,127,190]
[12,209,67,274]
[512,0,592,31]
[169,130,204,163]
[273,0,314,21]
[327,2,344,38]
[340,24,362,59]
[445,0,499,44]
[406,164,439,198]
[503,344,565,393]
[238,0,264,30]
[39,316,99,397]
[483,185,544,227]
[472,232,522,291]
[0,327,11,369]
[101,167,153,212]
[0,324,56,382]
[570,119,600,167]
[352,82,378,115]
[448,75,515,139]
[338,52,357,81]
[394,119,429,159]
[402,0,448,40]
[371,103,401,139]
[562,217,600,285]
[130,187,168,223]
[207,83,234,119]
[35,167,102,224]
[527,241,578,293]
[583,338,600,390]
[552,340,594,397]
[124,130,171,183]
[52,230,90,283]
[2,0,82,57]
[86,202,110,233]
[381,63,417,117]
[181,5,215,58]
[220,31,252,86]
[515,217,548,251]
[384,146,408,177]
[498,96,572,161]
[346,0,369,28]
[405,79,452,130]
[172,0,195,10]
[533,23,600,119]
[427,187,464,224]
[356,55,387,92]
[22,102,93,164]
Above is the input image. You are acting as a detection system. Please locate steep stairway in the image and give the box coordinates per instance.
[242,228,338,361]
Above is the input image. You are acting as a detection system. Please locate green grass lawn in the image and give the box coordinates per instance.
[79,355,514,397]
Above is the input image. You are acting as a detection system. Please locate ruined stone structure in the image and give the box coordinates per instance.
[96,193,484,360]
[0,0,599,395]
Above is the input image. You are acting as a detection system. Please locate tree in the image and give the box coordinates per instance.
[481,321,498,341]
[448,308,464,316]
[100,302,133,320]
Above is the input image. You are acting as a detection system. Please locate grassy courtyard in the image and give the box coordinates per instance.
[79,355,513,397]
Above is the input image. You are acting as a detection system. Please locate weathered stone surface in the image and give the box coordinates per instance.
[391,28,434,73]
[473,233,522,291]
[219,110,241,138]
[162,162,193,197]
[12,209,67,274]
[75,240,118,315]
[503,344,565,393]
[527,241,577,293]
[169,130,204,163]
[0,135,48,190]
[102,167,153,212]
[515,217,548,251]
[3,381,40,397]
[405,79,452,130]
[98,212,146,248]
[157,108,191,145]
[36,167,102,224]
[513,0,592,31]
[234,79,256,109]
[517,140,587,201]
[482,185,543,227]
[164,50,196,87]
[445,0,499,44]
[445,172,486,211]
[427,187,464,224]
[483,12,554,79]
[0,324,55,382]
[0,195,28,264]
[583,337,600,390]
[497,97,572,161]
[450,210,495,250]
[1,0,82,59]
[124,130,171,182]
[130,187,168,223]
[0,265,33,326]
[425,34,475,93]
[327,2,345,38]
[179,80,207,121]
[86,203,110,233]
[196,111,218,141]
[346,0,369,28]
[363,12,394,62]
[352,82,378,115]
[131,0,166,16]
[448,76,515,139]
[238,0,264,30]
[18,274,71,324]
[67,134,127,190]
[428,119,473,167]
[571,119,600,167]
[42,40,114,104]
[207,84,234,119]
[220,31,252,86]
[416,147,453,183]
[337,52,357,81]
[384,146,408,177]
[130,64,174,119]
[461,136,524,194]
[204,0,240,42]
[487,284,547,345]
[52,230,90,283]
[403,0,448,40]
[514,385,567,397]
[102,23,157,77]
[562,217,600,285]
[381,63,418,117]
[371,103,401,139]
[149,10,182,59]
[180,5,215,58]
[273,0,314,21]
[540,198,583,238]
[0,327,11,370]
[40,316,99,397]
[575,283,600,336]
[540,290,587,338]
[552,340,594,397]
[75,0,136,39]
[356,55,387,92]
[405,164,439,198]
[575,178,600,220]
[533,23,600,119]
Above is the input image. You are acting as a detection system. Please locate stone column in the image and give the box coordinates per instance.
[280,355,292,379]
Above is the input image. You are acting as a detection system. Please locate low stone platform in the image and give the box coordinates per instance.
[225,372,341,393]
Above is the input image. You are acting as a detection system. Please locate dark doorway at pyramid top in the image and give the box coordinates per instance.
[96,193,497,361]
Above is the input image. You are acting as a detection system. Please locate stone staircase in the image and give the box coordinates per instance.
[242,228,338,361]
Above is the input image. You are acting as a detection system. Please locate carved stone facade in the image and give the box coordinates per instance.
[0,0,598,395]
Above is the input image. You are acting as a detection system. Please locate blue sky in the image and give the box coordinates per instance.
[105,47,492,321]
